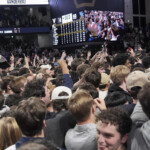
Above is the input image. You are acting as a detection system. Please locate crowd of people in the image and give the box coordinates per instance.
[85,10,124,41]
[0,7,50,28]
[0,34,150,150]
[0,7,150,148]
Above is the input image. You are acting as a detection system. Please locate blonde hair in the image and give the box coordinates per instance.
[110,65,130,85]
[68,90,93,122]
[0,117,22,150]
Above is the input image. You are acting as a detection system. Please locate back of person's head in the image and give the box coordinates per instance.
[23,73,34,82]
[15,97,46,137]
[110,65,130,86]
[83,68,101,88]
[97,108,132,137]
[142,56,150,69]
[76,64,90,79]
[71,58,83,71]
[138,82,150,119]
[22,79,46,99]
[112,53,130,67]
[51,74,63,87]
[92,62,106,73]
[17,143,49,150]
[78,83,99,99]
[9,76,27,94]
[92,62,105,70]
[0,117,22,150]
[126,71,149,99]
[19,67,30,76]
[29,139,60,150]
[51,86,72,112]
[1,76,14,93]
[131,66,145,72]
[5,94,22,107]
[9,69,19,76]
[68,90,94,123]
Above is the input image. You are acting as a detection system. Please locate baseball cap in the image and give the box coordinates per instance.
[100,73,110,85]
[126,71,149,91]
[40,64,51,70]
[51,86,72,100]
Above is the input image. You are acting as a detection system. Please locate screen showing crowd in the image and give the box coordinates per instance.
[52,10,124,45]
[85,10,124,42]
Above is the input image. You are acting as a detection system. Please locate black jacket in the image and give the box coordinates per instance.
[105,83,133,107]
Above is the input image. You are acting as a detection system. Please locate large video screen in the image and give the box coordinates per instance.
[53,11,86,45]
[52,10,124,45]
[85,10,124,42]
[0,0,49,5]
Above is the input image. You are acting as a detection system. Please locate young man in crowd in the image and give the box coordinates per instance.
[6,97,47,150]
[65,90,97,150]
[126,70,149,125]
[105,65,133,115]
[97,108,132,150]
[128,82,150,150]
[44,86,75,148]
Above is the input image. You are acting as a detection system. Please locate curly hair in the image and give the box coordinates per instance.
[97,108,132,137]
[22,79,46,99]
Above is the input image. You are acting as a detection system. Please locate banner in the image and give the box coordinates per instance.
[0,0,49,5]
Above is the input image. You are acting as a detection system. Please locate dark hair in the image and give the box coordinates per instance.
[1,76,14,93]
[97,108,132,137]
[5,94,22,107]
[142,56,150,69]
[78,83,99,99]
[9,76,27,94]
[76,64,90,79]
[51,74,63,87]
[52,92,69,112]
[22,79,46,99]
[112,53,129,67]
[71,58,83,71]
[19,67,30,76]
[83,68,101,88]
[138,82,150,118]
[15,97,46,136]
[9,69,19,76]
[0,92,4,110]
[105,89,130,107]
[130,86,141,99]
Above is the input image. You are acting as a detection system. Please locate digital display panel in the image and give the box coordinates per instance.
[85,10,124,42]
[0,0,49,5]
[53,11,86,45]
[52,10,124,45]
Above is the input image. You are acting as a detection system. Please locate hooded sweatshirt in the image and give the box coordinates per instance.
[129,120,150,150]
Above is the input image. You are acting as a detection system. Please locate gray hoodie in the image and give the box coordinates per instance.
[129,120,150,150]
[0,105,10,117]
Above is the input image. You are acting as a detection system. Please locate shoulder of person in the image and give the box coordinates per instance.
[5,144,16,150]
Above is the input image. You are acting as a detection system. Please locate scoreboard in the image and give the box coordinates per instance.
[53,12,86,45]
